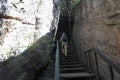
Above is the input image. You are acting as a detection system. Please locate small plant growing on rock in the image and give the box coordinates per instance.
[18,72,27,80]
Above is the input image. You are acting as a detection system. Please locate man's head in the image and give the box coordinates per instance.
[62,33,65,35]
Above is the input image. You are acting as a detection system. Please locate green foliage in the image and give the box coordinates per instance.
[18,76,24,80]
[27,35,53,56]
[57,1,67,11]
[69,0,80,9]
[18,73,26,80]
[58,0,80,12]
[2,34,53,80]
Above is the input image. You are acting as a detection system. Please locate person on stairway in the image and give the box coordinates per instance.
[60,33,68,57]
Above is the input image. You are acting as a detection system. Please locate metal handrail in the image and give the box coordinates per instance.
[93,48,120,73]
[75,43,120,80]
[86,48,120,73]
[85,48,120,80]
[55,41,60,80]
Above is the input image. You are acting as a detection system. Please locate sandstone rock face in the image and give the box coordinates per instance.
[0,0,60,61]
[73,0,120,79]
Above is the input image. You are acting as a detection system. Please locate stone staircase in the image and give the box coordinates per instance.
[59,46,95,80]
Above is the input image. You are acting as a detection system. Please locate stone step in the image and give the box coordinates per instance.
[60,57,77,60]
[60,67,85,73]
[60,72,95,79]
[60,59,79,62]
[60,55,76,57]
[60,54,75,57]
[67,51,73,53]
[60,54,76,57]
[60,64,83,68]
[60,61,81,65]
[60,62,81,66]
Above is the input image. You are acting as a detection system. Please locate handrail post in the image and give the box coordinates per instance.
[74,42,120,80]
[94,52,101,80]
[109,66,114,80]
[88,51,92,72]
[85,52,89,72]
[55,41,60,80]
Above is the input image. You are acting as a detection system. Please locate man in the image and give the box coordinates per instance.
[60,33,68,56]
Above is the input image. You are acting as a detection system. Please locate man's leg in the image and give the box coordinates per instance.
[64,43,67,56]
[61,42,64,54]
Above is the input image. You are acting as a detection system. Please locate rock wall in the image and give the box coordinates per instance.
[0,0,60,61]
[73,0,120,80]
[0,33,54,80]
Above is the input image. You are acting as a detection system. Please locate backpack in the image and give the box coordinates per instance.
[62,34,68,42]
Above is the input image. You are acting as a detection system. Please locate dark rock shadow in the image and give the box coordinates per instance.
[0,32,55,80]
[56,15,70,40]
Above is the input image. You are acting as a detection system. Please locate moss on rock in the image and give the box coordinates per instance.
[0,32,54,80]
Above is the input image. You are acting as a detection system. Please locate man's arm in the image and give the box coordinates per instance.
[60,35,63,42]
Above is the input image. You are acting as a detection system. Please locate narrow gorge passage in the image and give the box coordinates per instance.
[0,0,120,80]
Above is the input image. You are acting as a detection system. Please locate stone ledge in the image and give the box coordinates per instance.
[104,19,120,25]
